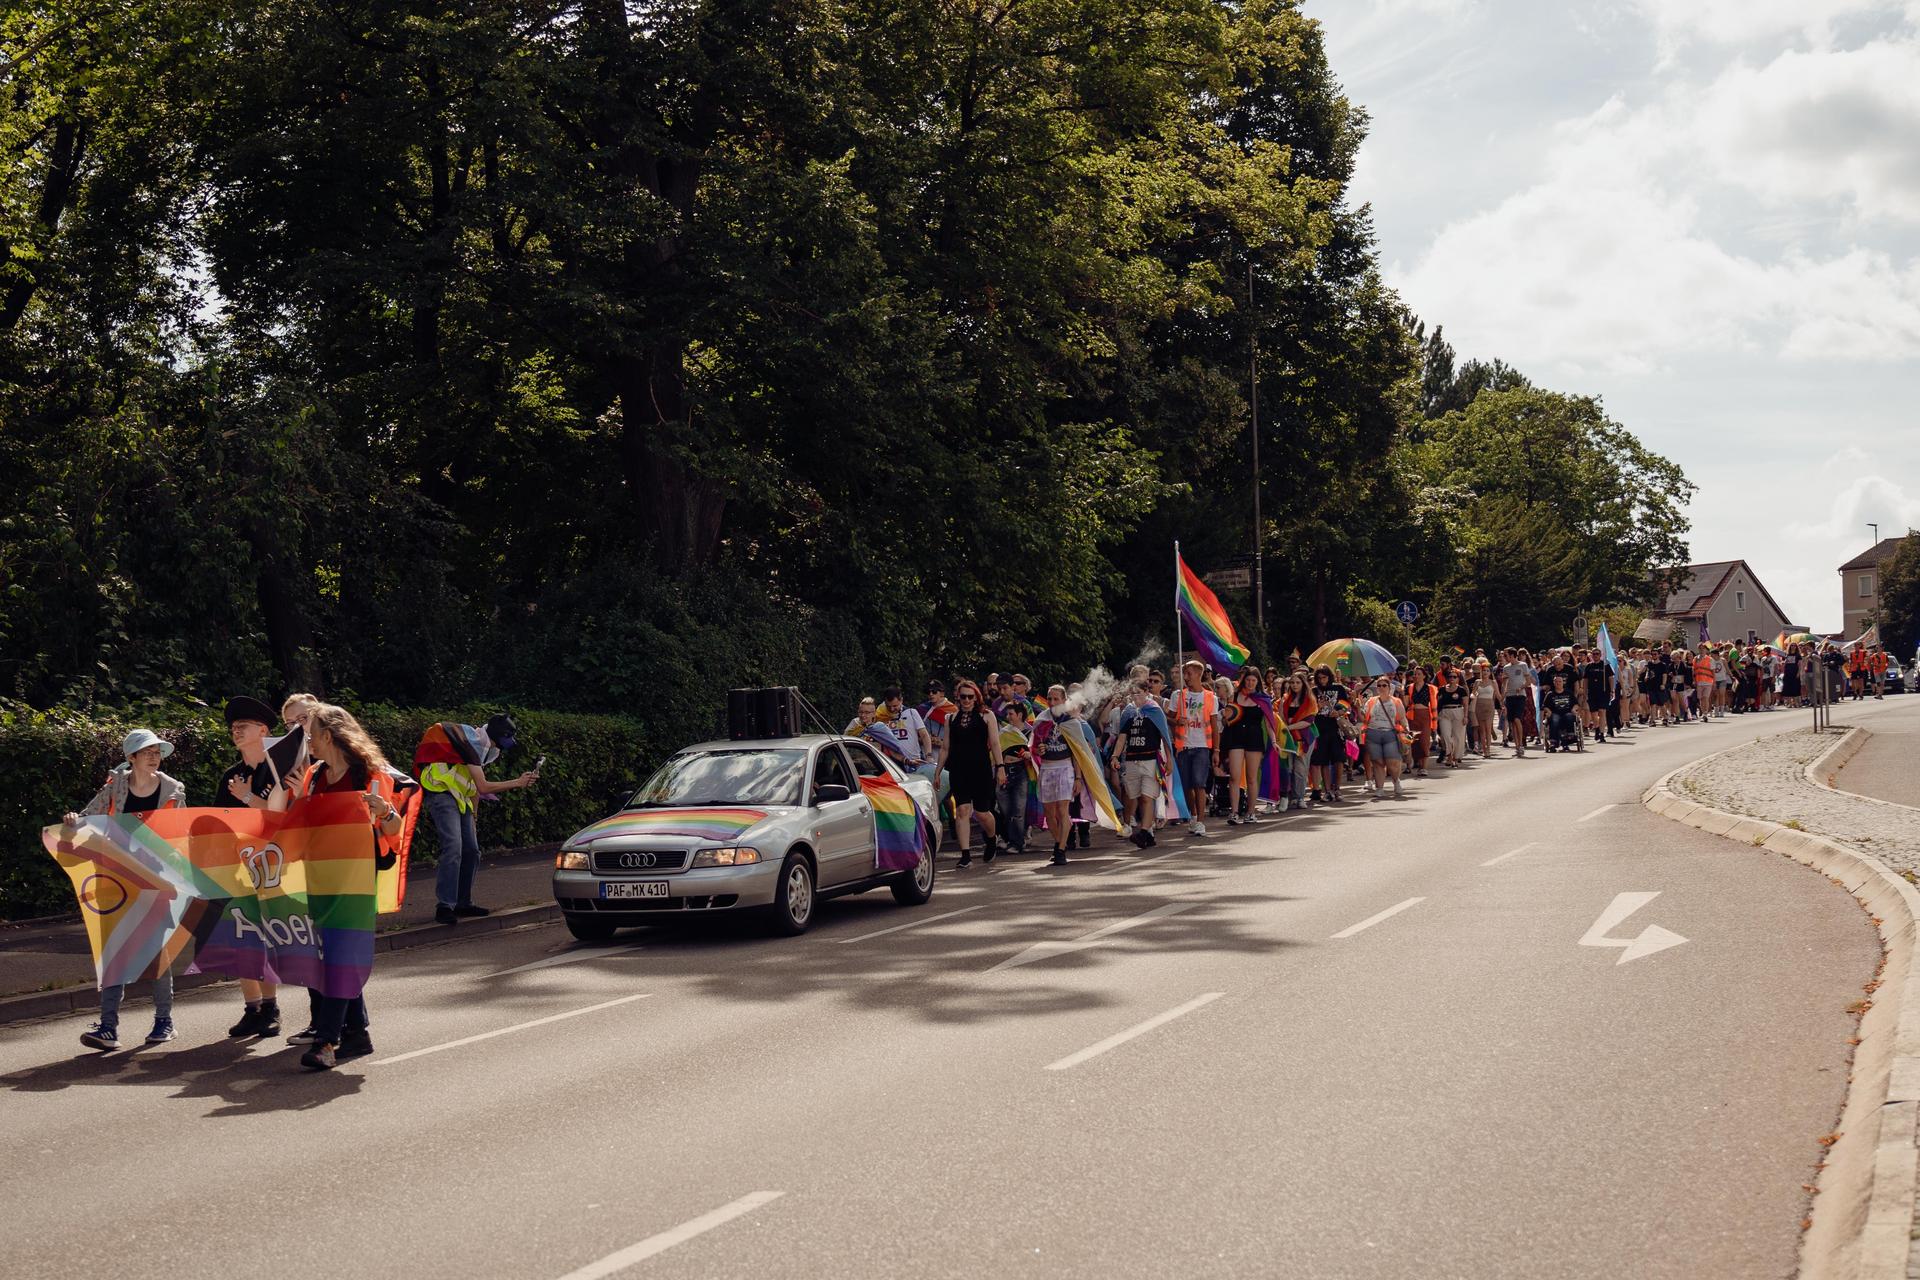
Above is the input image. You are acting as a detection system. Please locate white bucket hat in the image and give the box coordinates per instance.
[120,729,174,760]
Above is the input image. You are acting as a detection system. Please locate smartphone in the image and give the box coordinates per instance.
[535,755,547,770]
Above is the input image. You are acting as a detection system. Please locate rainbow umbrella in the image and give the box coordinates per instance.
[1305,637,1399,678]
[1776,631,1816,648]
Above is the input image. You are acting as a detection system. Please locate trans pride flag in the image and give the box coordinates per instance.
[1177,548,1251,673]
[857,774,927,872]
[44,793,382,997]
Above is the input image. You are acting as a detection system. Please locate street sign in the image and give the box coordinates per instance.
[1205,568,1252,591]
[1573,613,1589,634]
[1394,600,1419,624]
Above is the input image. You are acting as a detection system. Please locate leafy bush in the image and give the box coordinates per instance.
[0,699,653,920]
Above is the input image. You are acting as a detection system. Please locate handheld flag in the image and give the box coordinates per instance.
[1177,552,1252,672]
[1597,621,1619,671]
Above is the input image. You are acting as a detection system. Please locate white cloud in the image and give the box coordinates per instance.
[1786,470,1920,541]
[1396,27,1920,373]
[1626,0,1905,54]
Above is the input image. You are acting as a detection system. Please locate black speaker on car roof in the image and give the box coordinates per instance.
[727,686,802,740]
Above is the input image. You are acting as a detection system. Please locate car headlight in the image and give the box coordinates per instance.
[691,846,761,867]
[555,849,590,870]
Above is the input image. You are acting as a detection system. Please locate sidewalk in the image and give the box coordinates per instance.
[1838,711,1920,809]
[0,845,560,1005]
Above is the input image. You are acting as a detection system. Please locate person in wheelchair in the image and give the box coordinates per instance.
[1542,673,1583,753]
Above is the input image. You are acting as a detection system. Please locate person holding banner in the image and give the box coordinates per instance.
[279,703,406,1071]
[67,729,186,1051]
[217,696,290,1040]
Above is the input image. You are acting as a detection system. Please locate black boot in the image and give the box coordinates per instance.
[1050,846,1068,866]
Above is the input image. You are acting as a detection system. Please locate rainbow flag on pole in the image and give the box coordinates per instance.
[858,775,927,871]
[1177,547,1252,672]
[44,793,383,997]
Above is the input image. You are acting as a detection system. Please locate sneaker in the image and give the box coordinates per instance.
[1227,815,1244,826]
[228,1005,266,1038]
[1129,829,1153,850]
[954,852,972,869]
[435,905,459,925]
[287,1025,321,1044]
[1188,820,1206,836]
[337,1028,374,1059]
[1246,812,1262,824]
[1143,829,1158,848]
[982,842,998,865]
[453,904,490,918]
[1393,782,1404,799]
[300,1042,338,1071]
[145,1017,177,1045]
[80,1024,118,1051]
[1050,847,1068,866]
[1415,768,1428,779]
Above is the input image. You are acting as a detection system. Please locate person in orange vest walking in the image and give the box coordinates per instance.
[1168,660,1220,836]
[1869,645,1889,698]
[64,729,187,1051]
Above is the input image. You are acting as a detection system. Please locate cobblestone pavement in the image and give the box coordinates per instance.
[1671,720,1920,875]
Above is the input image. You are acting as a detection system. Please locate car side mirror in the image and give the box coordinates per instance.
[606,784,636,814]
[813,783,851,805]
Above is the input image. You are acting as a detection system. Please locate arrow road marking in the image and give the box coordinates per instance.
[1579,892,1688,965]
[989,902,1196,972]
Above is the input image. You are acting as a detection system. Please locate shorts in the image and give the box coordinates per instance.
[1175,747,1212,792]
[1648,687,1669,706]
[948,768,996,809]
[1038,760,1076,805]
[1121,758,1161,800]
[1504,694,1527,723]
[1364,727,1402,763]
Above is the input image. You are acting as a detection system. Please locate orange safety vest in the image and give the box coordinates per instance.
[1870,651,1888,674]
[1693,656,1714,683]
[1170,688,1219,751]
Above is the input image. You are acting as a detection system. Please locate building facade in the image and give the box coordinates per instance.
[1637,560,1797,648]
[1840,537,1906,640]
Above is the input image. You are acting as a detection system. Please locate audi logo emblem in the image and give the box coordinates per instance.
[618,851,658,869]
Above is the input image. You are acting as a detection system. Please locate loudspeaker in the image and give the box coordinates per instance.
[727,686,802,740]
[726,688,760,741]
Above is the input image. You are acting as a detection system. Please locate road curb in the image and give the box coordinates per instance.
[0,901,560,1031]
[1642,726,1920,1280]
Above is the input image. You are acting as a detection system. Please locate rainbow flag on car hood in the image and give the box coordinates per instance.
[44,793,382,997]
[568,808,772,845]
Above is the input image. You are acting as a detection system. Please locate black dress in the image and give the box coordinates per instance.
[945,709,996,808]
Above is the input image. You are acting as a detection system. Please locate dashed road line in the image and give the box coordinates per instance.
[1481,843,1537,868]
[1045,993,1226,1071]
[555,1191,786,1279]
[1330,897,1425,940]
[370,994,651,1066]
[1576,804,1617,823]
[834,906,981,945]
[989,902,1197,972]
[492,943,646,977]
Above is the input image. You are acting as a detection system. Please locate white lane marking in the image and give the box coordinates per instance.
[1481,842,1537,868]
[1045,992,1226,1071]
[1093,846,1187,875]
[989,902,1197,972]
[370,995,651,1066]
[835,906,981,945]
[492,943,646,977]
[1330,897,1426,940]
[1576,804,1617,822]
[1579,891,1688,965]
[556,1192,786,1280]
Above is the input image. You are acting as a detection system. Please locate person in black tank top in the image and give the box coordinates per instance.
[937,680,1004,868]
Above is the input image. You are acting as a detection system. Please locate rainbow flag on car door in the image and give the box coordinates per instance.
[858,774,927,872]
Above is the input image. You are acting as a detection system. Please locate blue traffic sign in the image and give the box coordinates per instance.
[1394,600,1420,624]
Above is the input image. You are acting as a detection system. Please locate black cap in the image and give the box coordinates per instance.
[225,696,278,728]
[483,713,518,753]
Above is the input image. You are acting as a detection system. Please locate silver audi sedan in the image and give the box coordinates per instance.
[551,735,938,939]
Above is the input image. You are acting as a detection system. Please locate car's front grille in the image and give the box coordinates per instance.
[589,849,690,874]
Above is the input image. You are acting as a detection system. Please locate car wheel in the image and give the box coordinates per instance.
[890,842,936,905]
[765,852,815,936]
[564,912,619,942]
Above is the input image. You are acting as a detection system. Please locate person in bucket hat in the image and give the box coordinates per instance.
[63,728,187,1052]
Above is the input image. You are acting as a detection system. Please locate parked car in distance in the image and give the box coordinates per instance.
[552,735,937,940]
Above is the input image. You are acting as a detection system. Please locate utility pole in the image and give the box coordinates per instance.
[1249,259,1264,654]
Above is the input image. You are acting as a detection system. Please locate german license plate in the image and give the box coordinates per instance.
[601,881,670,900]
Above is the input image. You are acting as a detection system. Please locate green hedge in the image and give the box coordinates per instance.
[0,699,656,920]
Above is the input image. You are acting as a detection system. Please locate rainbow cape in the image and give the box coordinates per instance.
[861,721,916,768]
[1247,692,1299,801]
[44,793,382,997]
[858,775,926,872]
[568,808,770,845]
[1177,552,1251,672]
[1129,703,1191,824]
[1033,714,1121,830]
[414,721,496,769]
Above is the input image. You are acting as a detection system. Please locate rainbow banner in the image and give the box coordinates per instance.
[567,808,770,845]
[1176,548,1251,672]
[858,775,926,872]
[44,793,381,997]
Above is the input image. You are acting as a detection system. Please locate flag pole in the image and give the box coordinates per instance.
[1174,540,1184,681]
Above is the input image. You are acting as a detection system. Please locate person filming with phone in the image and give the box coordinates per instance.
[412,713,538,925]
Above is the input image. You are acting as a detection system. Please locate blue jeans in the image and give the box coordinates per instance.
[99,974,173,1032]
[428,789,481,909]
[997,770,1029,851]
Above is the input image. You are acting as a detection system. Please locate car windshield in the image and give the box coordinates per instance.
[628,749,807,808]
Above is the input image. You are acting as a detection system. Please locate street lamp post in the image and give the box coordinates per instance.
[1249,261,1264,654]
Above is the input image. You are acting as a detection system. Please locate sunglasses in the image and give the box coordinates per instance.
[957,693,976,701]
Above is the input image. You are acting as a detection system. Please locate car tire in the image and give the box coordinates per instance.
[564,912,619,942]
[765,852,815,936]
[890,840,936,906]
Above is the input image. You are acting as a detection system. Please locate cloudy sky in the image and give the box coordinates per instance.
[1314,0,1920,632]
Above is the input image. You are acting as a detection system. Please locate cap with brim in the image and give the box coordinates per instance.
[122,729,174,760]
[225,696,279,727]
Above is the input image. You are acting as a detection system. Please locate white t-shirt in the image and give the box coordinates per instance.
[1174,690,1212,750]
[886,708,928,764]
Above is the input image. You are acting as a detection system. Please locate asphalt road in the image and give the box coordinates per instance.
[5,699,1916,1280]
